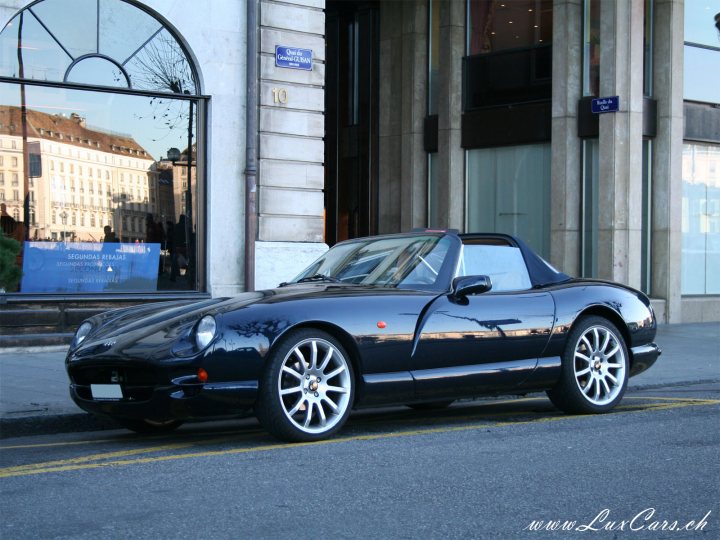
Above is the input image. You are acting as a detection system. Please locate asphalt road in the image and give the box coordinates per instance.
[1,383,718,540]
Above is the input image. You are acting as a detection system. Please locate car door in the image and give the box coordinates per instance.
[410,242,556,400]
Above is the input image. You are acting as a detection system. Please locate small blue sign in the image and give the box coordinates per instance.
[591,96,620,114]
[275,45,313,71]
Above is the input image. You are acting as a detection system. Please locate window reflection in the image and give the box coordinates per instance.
[0,0,203,294]
[66,56,128,87]
[468,0,552,54]
[684,0,720,48]
[582,0,600,97]
[466,143,551,258]
[0,0,197,95]
[684,46,720,104]
[681,143,720,295]
[465,0,553,108]
[0,85,199,292]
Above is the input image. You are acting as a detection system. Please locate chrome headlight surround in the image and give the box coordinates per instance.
[194,315,217,351]
[71,321,94,349]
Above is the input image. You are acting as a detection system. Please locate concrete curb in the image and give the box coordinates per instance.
[0,413,118,440]
[0,345,69,355]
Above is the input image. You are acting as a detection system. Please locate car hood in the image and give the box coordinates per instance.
[69,284,433,359]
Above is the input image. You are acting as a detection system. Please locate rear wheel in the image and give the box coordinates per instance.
[256,329,354,442]
[115,418,183,434]
[547,316,628,414]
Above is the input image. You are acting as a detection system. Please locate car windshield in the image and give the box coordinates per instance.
[291,235,453,289]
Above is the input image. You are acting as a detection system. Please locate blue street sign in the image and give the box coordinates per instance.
[275,45,313,71]
[591,96,620,114]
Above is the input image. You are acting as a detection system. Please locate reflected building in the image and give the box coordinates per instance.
[155,159,176,228]
[0,105,157,243]
[171,144,196,225]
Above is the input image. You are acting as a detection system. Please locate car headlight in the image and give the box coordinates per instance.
[195,315,217,350]
[72,321,94,348]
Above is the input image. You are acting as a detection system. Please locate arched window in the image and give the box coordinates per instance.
[1,0,204,294]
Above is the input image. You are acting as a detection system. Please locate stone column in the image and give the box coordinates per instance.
[651,0,684,323]
[256,0,328,289]
[550,0,583,276]
[399,1,428,231]
[436,0,465,230]
[597,0,644,287]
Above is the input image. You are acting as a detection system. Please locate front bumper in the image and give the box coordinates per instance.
[67,361,258,421]
[629,342,661,377]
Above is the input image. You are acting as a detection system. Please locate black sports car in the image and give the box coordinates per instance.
[66,230,660,441]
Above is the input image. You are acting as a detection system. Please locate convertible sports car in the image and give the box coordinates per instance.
[66,230,660,442]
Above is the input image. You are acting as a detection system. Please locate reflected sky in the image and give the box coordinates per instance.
[684,46,720,105]
[0,0,197,160]
[0,83,193,161]
[685,0,720,48]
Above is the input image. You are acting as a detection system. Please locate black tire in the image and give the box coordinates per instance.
[407,400,454,411]
[547,316,629,414]
[115,418,183,434]
[256,328,355,442]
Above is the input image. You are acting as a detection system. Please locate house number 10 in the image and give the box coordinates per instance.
[272,88,288,104]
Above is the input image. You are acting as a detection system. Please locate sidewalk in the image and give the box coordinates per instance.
[1,323,718,439]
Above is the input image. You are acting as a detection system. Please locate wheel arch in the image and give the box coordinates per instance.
[272,321,364,405]
[573,306,632,364]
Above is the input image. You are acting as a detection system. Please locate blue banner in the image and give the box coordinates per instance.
[275,45,313,71]
[21,242,160,293]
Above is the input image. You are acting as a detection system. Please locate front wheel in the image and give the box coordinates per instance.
[256,329,355,442]
[547,316,629,414]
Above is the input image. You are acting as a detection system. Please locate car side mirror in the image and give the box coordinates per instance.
[451,275,492,300]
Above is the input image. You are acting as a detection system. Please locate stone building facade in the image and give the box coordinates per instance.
[0,0,718,324]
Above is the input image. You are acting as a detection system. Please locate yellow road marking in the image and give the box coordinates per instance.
[0,428,265,451]
[0,397,716,479]
[624,395,720,402]
[0,434,265,474]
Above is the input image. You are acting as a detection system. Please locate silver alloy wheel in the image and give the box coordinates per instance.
[572,325,627,406]
[277,338,352,434]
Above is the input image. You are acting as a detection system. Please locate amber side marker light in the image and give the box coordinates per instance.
[198,368,209,383]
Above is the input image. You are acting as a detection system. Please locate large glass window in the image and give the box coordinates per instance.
[582,0,600,97]
[0,0,203,294]
[428,0,440,116]
[465,0,552,109]
[584,0,654,97]
[467,0,552,54]
[684,0,720,104]
[466,143,550,257]
[681,143,720,295]
[426,0,440,227]
[643,0,654,97]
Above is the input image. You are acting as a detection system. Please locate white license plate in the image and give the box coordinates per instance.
[90,384,123,400]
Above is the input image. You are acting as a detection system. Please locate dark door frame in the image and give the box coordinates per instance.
[325,0,379,246]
